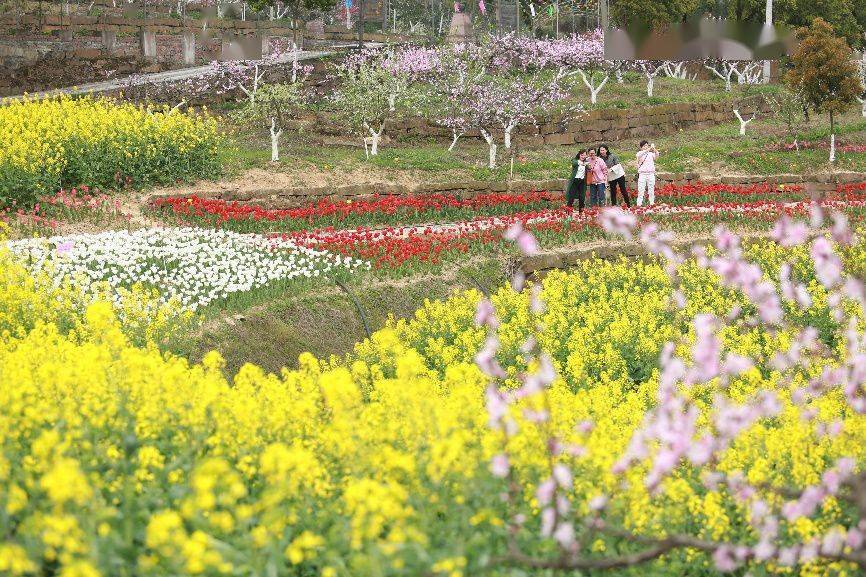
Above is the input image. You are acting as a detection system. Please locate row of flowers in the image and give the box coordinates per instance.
[151,183,843,234]
[1,186,130,235]
[278,193,866,269]
[152,191,564,231]
[7,227,369,312]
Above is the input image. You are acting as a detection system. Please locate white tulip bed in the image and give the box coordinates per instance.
[7,227,369,311]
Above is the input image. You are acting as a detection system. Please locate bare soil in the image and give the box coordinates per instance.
[150,164,432,197]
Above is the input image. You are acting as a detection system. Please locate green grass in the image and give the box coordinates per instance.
[216,101,866,189]
[184,259,508,375]
[575,75,781,111]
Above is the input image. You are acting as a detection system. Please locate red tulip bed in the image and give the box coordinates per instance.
[154,182,866,272]
[152,190,563,232]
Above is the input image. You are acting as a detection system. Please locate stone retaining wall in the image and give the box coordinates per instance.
[1,14,408,42]
[151,171,866,209]
[301,96,772,148]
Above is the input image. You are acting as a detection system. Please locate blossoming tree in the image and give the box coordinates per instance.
[331,50,412,157]
[478,201,866,575]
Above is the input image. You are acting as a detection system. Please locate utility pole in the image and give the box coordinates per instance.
[555,0,559,38]
[762,0,772,83]
[358,0,365,47]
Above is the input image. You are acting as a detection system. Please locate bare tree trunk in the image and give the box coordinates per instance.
[270,118,282,162]
[480,128,497,168]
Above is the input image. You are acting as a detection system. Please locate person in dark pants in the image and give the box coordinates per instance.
[599,144,631,208]
[565,149,588,211]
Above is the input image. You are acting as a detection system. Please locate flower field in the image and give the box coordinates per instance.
[0,96,221,207]
[153,183,817,234]
[4,208,866,576]
[8,227,368,311]
[151,182,866,270]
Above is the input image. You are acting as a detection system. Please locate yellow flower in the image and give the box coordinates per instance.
[40,458,92,506]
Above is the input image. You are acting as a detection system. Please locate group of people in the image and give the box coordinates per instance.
[565,141,660,212]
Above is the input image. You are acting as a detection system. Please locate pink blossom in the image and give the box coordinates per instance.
[536,478,556,506]
[599,207,637,240]
[476,336,506,378]
[540,507,556,537]
[712,546,739,572]
[552,522,576,548]
[753,540,775,561]
[588,495,608,511]
[491,454,510,478]
[575,420,594,434]
[777,546,800,566]
[811,237,842,288]
[552,463,573,489]
[830,212,852,245]
[55,240,75,256]
[771,216,809,247]
[474,299,499,328]
[821,529,846,555]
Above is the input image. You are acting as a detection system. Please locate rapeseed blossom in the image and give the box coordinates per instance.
[0,95,220,205]
[1,225,866,575]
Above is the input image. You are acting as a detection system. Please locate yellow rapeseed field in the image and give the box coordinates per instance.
[0,96,220,206]
[0,233,864,577]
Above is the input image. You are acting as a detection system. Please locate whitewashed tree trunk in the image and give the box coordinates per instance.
[388,92,396,112]
[646,75,654,97]
[858,97,866,117]
[578,69,609,104]
[503,123,516,149]
[830,133,836,163]
[270,118,282,161]
[448,130,463,152]
[705,62,734,92]
[363,122,385,156]
[238,64,264,104]
[733,109,755,136]
[615,67,624,83]
[290,43,299,82]
[480,128,497,169]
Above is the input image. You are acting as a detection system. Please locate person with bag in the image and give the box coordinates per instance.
[599,144,631,208]
[635,140,659,207]
[586,147,608,207]
[565,149,588,211]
